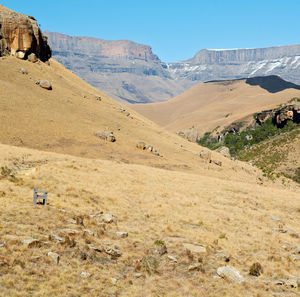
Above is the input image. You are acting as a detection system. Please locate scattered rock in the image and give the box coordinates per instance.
[133,272,143,278]
[28,53,38,63]
[51,234,64,243]
[36,80,52,90]
[249,262,263,276]
[183,243,206,254]
[104,247,122,258]
[136,142,146,150]
[211,160,222,166]
[95,131,116,142]
[57,228,80,235]
[96,213,115,223]
[270,216,281,222]
[216,146,231,158]
[16,51,25,59]
[96,95,101,101]
[167,255,178,263]
[198,150,211,162]
[273,228,299,238]
[21,238,39,247]
[80,271,90,278]
[84,229,94,236]
[48,252,60,265]
[217,266,244,283]
[188,263,203,271]
[18,67,28,74]
[88,245,103,253]
[116,232,128,238]
[0,242,6,248]
[66,218,77,224]
[156,244,168,256]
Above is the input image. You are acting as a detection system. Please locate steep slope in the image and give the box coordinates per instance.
[45,31,187,103]
[131,76,300,136]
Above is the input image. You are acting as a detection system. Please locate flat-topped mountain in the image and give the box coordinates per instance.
[46,30,300,103]
[45,31,185,103]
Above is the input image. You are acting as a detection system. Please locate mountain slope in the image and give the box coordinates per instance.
[131,76,300,136]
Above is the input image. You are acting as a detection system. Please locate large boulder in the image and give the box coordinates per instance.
[0,5,51,61]
[176,128,199,142]
[216,146,231,158]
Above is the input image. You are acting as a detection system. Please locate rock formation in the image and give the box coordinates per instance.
[0,5,51,61]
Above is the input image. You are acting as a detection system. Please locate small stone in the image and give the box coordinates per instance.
[270,216,281,221]
[16,51,25,59]
[98,213,115,223]
[95,131,116,142]
[188,263,203,271]
[184,243,206,254]
[28,53,38,63]
[48,252,60,265]
[18,67,28,74]
[216,146,231,158]
[21,238,39,247]
[88,244,103,253]
[51,234,64,242]
[249,262,263,276]
[96,95,101,101]
[211,160,222,166]
[105,247,122,258]
[110,277,117,284]
[0,242,6,248]
[80,271,90,278]
[136,142,146,150]
[57,228,80,235]
[116,232,128,238]
[133,272,143,278]
[217,266,244,283]
[66,218,77,224]
[84,229,94,236]
[36,80,52,90]
[168,255,178,263]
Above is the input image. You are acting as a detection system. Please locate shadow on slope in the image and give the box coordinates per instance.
[245,75,300,93]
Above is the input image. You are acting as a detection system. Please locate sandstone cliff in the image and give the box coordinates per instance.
[0,5,51,61]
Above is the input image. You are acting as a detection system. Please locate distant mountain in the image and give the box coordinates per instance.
[168,45,300,85]
[44,31,187,103]
[45,31,300,103]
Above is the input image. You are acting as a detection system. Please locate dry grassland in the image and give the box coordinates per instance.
[0,144,299,297]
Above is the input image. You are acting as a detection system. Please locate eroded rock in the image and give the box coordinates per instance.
[217,266,244,283]
[95,131,116,142]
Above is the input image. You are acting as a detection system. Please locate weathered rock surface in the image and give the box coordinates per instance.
[0,5,51,61]
[36,80,52,90]
[198,150,211,162]
[48,252,60,265]
[95,131,116,142]
[176,128,199,142]
[136,142,160,156]
[217,266,244,283]
[183,243,206,254]
[216,146,231,158]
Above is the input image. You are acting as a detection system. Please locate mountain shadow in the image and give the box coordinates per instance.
[245,75,300,93]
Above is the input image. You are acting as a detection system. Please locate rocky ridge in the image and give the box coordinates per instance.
[0,5,51,61]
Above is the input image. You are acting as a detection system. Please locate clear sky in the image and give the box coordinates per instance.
[2,0,300,62]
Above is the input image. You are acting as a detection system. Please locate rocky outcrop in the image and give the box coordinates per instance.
[0,5,51,61]
[256,103,300,127]
[176,128,199,142]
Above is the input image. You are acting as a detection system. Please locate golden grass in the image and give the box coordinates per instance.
[0,143,299,296]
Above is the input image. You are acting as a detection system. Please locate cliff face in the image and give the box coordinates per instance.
[46,29,300,103]
[0,5,51,61]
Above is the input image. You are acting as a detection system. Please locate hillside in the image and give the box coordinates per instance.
[46,30,300,103]
[131,76,300,136]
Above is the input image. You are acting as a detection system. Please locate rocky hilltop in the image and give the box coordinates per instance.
[45,31,185,103]
[46,30,300,103]
[0,5,51,61]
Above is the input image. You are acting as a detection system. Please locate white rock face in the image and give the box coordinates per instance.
[217,266,244,283]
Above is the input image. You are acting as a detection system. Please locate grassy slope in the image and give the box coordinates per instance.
[0,144,299,297]
[131,79,300,135]
[0,56,299,296]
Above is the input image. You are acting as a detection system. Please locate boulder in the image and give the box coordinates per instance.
[217,266,244,283]
[176,128,199,142]
[212,160,222,166]
[249,262,263,276]
[136,142,146,150]
[0,5,51,61]
[28,53,38,63]
[97,213,115,223]
[216,146,231,158]
[198,150,211,162]
[116,231,128,238]
[183,243,206,254]
[21,238,39,247]
[104,247,122,258]
[18,67,28,74]
[95,131,116,142]
[36,80,52,90]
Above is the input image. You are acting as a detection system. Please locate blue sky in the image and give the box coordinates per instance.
[2,0,300,62]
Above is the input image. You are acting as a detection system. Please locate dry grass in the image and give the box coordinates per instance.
[0,143,299,296]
